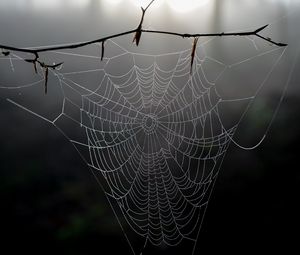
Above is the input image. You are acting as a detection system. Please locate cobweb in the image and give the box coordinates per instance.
[0,22,294,254]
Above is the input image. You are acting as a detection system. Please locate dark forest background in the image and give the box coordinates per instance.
[1,93,299,254]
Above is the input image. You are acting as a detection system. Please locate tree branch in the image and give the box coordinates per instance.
[0,0,287,94]
[0,25,286,56]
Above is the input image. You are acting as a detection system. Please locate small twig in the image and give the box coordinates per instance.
[190,37,199,75]
[133,11,144,46]
[133,0,155,46]
[38,61,63,94]
[39,61,64,69]
[25,52,39,73]
[144,0,156,12]
[101,41,105,61]
[1,49,10,56]
[255,33,287,47]
[44,67,49,94]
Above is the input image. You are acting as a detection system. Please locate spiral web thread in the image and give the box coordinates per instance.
[0,34,288,254]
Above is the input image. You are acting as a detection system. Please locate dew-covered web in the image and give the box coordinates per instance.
[0,22,293,254]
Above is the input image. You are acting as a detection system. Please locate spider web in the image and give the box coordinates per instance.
[0,27,293,254]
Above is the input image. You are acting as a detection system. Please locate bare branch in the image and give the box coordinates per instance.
[141,25,287,46]
[0,0,287,95]
[0,29,137,54]
[0,24,286,56]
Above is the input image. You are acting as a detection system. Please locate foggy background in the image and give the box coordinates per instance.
[0,0,299,254]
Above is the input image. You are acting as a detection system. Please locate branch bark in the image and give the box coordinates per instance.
[0,25,286,55]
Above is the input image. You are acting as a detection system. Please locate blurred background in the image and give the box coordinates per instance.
[0,0,299,254]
